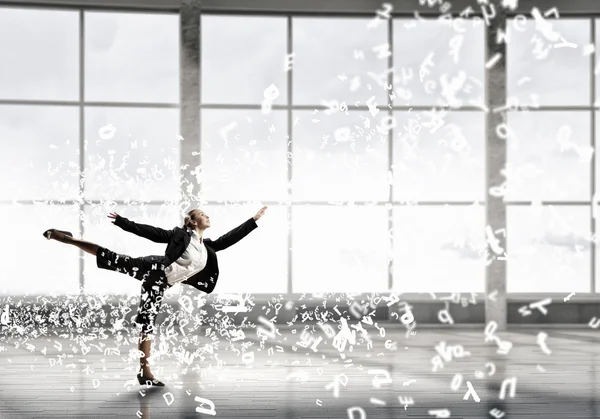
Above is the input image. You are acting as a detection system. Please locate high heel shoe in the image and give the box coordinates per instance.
[137,372,165,387]
[43,229,73,240]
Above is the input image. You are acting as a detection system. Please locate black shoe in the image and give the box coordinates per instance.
[137,372,165,387]
[43,229,73,240]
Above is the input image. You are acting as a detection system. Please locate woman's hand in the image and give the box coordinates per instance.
[253,206,268,221]
[108,212,119,224]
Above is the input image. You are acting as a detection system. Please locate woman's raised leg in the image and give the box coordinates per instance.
[44,229,99,256]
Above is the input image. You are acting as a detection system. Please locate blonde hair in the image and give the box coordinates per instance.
[183,209,198,229]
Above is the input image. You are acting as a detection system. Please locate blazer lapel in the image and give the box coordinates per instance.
[183,227,193,246]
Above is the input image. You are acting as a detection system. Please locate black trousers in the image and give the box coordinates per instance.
[96,247,170,335]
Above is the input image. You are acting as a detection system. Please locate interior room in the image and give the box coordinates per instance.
[1,0,599,417]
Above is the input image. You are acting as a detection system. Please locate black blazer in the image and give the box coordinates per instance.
[113,215,258,294]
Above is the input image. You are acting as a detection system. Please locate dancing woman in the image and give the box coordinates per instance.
[43,206,268,386]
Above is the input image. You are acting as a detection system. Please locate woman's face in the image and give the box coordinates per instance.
[193,209,211,229]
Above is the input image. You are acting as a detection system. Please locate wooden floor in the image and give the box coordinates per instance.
[1,326,599,418]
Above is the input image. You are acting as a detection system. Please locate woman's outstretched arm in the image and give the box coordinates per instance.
[108,212,175,243]
[208,218,257,252]
[208,206,267,252]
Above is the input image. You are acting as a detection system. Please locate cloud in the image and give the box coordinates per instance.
[539,231,590,251]
[550,146,581,160]
[440,241,483,259]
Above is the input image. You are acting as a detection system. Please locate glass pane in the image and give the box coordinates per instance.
[595,21,600,106]
[507,19,591,106]
[393,18,485,107]
[0,8,78,101]
[1,203,80,295]
[292,110,389,201]
[202,204,288,294]
[292,206,389,293]
[593,112,600,198]
[293,17,388,105]
[201,16,287,105]
[83,203,179,295]
[85,12,179,103]
[508,205,591,292]
[0,105,80,201]
[393,110,485,201]
[84,107,180,202]
[200,110,288,202]
[392,205,486,292]
[506,112,590,201]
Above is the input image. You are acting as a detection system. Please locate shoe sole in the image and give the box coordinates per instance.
[43,229,73,240]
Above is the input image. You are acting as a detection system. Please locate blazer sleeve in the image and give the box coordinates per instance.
[207,217,258,252]
[113,215,175,243]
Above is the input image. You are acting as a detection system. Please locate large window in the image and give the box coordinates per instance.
[0,8,81,295]
[10,5,597,297]
[0,7,180,295]
[506,18,594,293]
[200,15,486,293]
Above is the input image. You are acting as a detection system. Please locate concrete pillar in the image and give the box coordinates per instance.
[180,0,201,206]
[485,1,508,330]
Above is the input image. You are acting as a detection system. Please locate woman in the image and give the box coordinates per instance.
[43,206,268,386]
